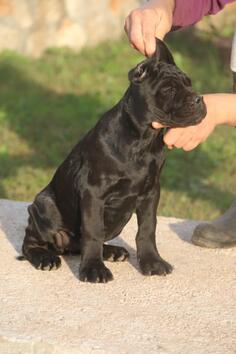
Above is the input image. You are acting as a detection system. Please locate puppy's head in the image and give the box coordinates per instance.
[128,39,207,128]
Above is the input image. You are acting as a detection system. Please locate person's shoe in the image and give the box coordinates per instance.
[191,201,236,248]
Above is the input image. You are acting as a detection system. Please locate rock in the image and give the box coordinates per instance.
[54,18,86,50]
[0,0,141,56]
[25,26,55,57]
[9,0,33,28]
[109,0,123,13]
[0,199,236,353]
[0,25,25,52]
[0,0,11,17]
[64,0,86,21]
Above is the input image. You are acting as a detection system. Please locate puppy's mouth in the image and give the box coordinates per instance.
[156,100,207,128]
[173,95,207,128]
[174,110,206,127]
[177,103,207,127]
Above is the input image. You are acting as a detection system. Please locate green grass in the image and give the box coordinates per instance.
[0,30,235,220]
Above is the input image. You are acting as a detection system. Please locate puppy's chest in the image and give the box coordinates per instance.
[103,160,160,238]
[105,158,160,201]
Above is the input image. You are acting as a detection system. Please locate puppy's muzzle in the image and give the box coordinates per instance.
[193,95,203,105]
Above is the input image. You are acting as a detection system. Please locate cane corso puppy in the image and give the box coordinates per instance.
[20,39,206,283]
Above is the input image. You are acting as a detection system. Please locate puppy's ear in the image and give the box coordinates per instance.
[128,61,149,84]
[155,38,176,66]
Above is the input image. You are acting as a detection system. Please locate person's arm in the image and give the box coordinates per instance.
[152,94,236,151]
[173,0,235,27]
[125,0,235,56]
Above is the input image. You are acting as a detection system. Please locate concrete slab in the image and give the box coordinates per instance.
[0,199,235,354]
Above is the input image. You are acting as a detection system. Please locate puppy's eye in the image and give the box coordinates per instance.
[136,66,147,80]
[138,67,144,75]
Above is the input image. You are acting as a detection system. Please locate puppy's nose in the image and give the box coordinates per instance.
[194,96,202,104]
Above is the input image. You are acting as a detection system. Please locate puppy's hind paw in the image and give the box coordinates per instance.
[79,261,113,283]
[103,244,129,262]
[27,248,61,271]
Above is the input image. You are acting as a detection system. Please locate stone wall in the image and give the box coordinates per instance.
[1,1,235,57]
[0,0,140,57]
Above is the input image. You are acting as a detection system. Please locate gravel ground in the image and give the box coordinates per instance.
[0,199,236,354]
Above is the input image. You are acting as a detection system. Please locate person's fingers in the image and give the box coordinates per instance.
[163,128,184,146]
[128,11,145,55]
[153,126,186,149]
[125,1,173,56]
[152,122,174,149]
[143,31,156,57]
[152,122,165,129]
[124,18,137,50]
[155,15,170,40]
[174,132,194,149]
[182,140,201,152]
[142,10,158,57]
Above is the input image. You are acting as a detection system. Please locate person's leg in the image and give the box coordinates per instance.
[192,31,236,249]
[191,201,236,248]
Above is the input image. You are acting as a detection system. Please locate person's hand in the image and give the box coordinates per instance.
[125,0,175,57]
[152,94,219,151]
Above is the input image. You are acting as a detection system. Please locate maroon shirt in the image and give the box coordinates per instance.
[173,0,236,27]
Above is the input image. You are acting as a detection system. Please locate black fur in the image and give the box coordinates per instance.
[21,39,206,282]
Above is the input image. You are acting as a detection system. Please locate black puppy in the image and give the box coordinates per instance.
[21,39,206,283]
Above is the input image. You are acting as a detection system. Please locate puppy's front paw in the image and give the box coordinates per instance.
[28,248,61,271]
[79,261,113,283]
[139,255,173,276]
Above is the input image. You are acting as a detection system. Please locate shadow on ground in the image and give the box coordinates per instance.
[0,199,139,280]
[169,219,201,244]
[63,236,139,280]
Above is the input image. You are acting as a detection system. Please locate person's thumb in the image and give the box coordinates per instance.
[154,9,172,41]
[152,121,165,129]
[155,21,170,40]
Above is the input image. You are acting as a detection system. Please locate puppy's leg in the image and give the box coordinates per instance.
[103,244,129,262]
[22,222,61,271]
[79,192,113,283]
[22,190,64,270]
[136,186,173,276]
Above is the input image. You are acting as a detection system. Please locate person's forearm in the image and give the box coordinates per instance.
[204,94,236,127]
[173,0,235,27]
